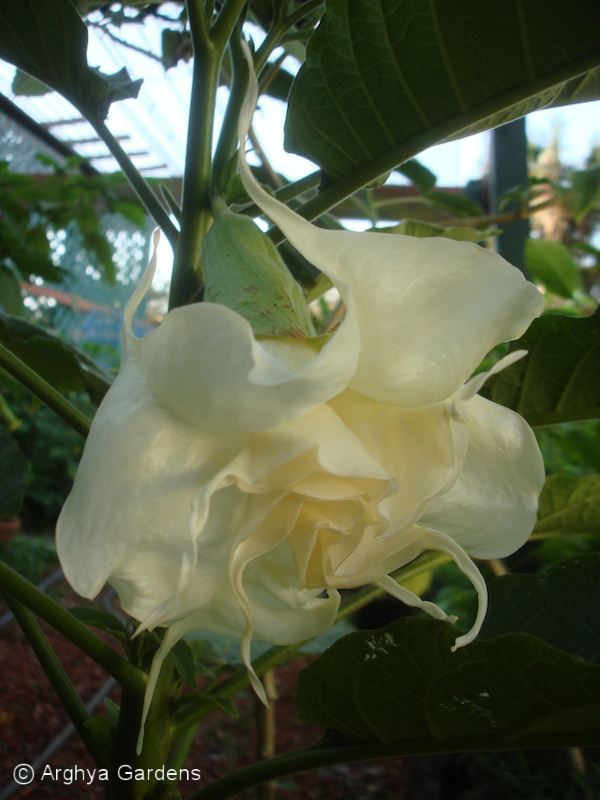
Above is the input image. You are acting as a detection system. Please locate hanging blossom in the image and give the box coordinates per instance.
[56,51,545,747]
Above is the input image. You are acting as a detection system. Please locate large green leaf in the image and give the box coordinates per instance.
[285,0,600,198]
[525,240,582,299]
[0,0,141,121]
[479,554,600,663]
[482,312,600,426]
[297,619,600,747]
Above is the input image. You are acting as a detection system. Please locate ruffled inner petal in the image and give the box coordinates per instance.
[329,389,468,532]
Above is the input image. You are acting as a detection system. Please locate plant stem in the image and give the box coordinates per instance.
[419,195,560,231]
[107,641,176,799]
[210,0,248,51]
[90,118,179,247]
[0,342,91,438]
[0,560,145,694]
[168,724,198,773]
[253,0,324,73]
[212,30,249,195]
[239,171,320,218]
[249,123,283,189]
[2,592,109,767]
[169,0,220,310]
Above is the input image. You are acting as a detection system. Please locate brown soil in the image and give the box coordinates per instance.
[0,585,410,800]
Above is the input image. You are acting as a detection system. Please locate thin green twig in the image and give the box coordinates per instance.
[0,560,145,694]
[253,0,324,73]
[238,172,320,219]
[91,118,178,247]
[212,29,249,195]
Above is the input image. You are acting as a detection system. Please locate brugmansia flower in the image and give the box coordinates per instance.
[56,53,545,746]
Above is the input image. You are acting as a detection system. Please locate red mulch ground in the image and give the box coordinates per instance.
[0,583,410,800]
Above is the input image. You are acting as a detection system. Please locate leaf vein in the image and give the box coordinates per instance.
[428,0,468,112]
[375,0,432,129]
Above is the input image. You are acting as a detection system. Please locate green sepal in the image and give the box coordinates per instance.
[203,213,315,338]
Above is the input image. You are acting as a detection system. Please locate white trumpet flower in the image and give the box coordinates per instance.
[57,49,545,751]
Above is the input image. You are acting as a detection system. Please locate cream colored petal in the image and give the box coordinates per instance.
[328,389,468,532]
[130,298,362,432]
[238,48,544,407]
[56,359,247,601]
[419,395,545,558]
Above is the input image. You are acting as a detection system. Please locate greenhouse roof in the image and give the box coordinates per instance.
[0,8,194,177]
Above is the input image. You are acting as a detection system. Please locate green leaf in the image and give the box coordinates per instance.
[535,475,600,538]
[479,554,600,663]
[482,311,600,426]
[297,619,600,746]
[0,265,25,317]
[392,219,497,242]
[426,638,600,742]
[424,191,485,219]
[0,0,141,122]
[203,213,315,338]
[177,692,239,719]
[0,314,112,406]
[160,28,192,70]
[572,167,600,222]
[396,160,436,193]
[11,68,49,96]
[536,420,600,477]
[0,427,28,518]
[285,0,600,189]
[69,607,129,643]
[171,639,201,687]
[201,694,238,718]
[525,240,582,298]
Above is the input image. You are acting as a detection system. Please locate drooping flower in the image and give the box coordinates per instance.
[56,52,545,748]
